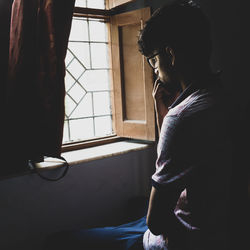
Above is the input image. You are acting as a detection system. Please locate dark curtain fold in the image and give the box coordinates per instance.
[6,0,75,166]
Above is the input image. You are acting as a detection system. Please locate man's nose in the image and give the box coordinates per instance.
[154,68,158,75]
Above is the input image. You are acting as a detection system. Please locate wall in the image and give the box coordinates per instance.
[0,145,156,250]
[196,2,247,247]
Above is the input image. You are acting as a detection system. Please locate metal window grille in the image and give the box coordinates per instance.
[63,16,113,143]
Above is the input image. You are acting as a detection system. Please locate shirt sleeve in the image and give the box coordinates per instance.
[152,113,198,191]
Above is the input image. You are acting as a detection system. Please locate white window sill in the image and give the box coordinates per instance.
[36,140,152,170]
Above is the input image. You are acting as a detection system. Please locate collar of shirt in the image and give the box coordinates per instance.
[168,83,198,110]
[168,73,223,110]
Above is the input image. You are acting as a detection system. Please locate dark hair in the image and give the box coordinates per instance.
[138,1,212,67]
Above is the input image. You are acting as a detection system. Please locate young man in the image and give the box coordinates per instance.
[138,1,232,250]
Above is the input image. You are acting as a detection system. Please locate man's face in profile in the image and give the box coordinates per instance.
[148,49,170,83]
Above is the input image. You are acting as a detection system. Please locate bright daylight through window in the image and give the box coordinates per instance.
[63,0,114,144]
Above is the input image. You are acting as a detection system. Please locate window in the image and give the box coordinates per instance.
[63,16,113,143]
[63,1,155,149]
[63,1,113,144]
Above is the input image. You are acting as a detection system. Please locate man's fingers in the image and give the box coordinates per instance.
[153,83,163,98]
[153,80,159,97]
[153,79,160,92]
[153,80,171,97]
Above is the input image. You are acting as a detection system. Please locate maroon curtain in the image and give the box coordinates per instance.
[6,0,75,163]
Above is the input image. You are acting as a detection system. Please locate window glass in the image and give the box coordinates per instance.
[75,0,106,9]
[69,18,89,41]
[75,0,86,8]
[68,42,91,69]
[69,118,95,141]
[90,43,109,68]
[67,58,86,80]
[89,20,108,42]
[93,92,111,116]
[64,16,113,143]
[70,92,93,119]
[94,116,113,137]
[79,69,110,91]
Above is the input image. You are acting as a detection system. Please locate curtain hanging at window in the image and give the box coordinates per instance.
[6,0,75,165]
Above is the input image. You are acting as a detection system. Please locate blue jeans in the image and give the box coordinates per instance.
[45,216,148,250]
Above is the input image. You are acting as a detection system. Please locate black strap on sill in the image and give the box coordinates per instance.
[28,156,69,181]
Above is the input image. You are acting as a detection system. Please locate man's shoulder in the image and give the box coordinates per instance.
[168,86,223,118]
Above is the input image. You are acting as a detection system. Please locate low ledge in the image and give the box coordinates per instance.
[35,140,152,170]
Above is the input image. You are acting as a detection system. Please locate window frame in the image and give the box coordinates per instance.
[63,4,155,153]
[109,7,155,141]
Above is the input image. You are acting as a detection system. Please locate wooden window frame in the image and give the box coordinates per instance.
[109,7,155,141]
[63,5,155,152]
[73,7,111,20]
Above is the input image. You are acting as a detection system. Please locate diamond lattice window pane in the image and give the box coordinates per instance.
[89,20,108,42]
[79,69,110,91]
[65,95,77,117]
[93,91,111,116]
[90,43,109,68]
[68,42,90,69]
[69,118,94,141]
[94,116,112,137]
[64,13,112,143]
[70,92,93,119]
[67,58,85,79]
[67,83,86,103]
[65,49,74,66]
[69,18,89,41]
[65,71,76,91]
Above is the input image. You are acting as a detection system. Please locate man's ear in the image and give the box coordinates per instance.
[165,47,175,67]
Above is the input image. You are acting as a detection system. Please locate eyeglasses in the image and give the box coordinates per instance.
[147,51,161,69]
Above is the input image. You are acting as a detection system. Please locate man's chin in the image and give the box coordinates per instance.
[160,80,181,93]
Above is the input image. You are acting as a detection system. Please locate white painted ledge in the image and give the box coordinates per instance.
[36,141,151,169]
